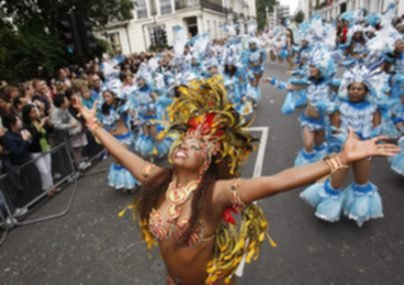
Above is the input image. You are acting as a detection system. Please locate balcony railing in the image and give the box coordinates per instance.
[175,0,200,10]
[201,1,227,13]
[175,0,227,14]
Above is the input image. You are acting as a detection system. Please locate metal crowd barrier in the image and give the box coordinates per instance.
[0,143,77,236]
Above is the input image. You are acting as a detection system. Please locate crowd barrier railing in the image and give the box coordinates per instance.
[0,142,76,230]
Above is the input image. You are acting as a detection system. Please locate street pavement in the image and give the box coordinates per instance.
[0,62,403,285]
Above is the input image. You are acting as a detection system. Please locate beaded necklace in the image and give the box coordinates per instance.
[165,175,200,222]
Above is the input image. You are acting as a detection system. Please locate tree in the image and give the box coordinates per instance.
[256,0,277,30]
[294,10,305,24]
[0,0,135,81]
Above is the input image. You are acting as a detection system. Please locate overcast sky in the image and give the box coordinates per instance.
[278,0,299,14]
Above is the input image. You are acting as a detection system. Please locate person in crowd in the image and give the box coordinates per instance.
[3,85,20,101]
[2,114,31,166]
[89,74,103,101]
[22,81,35,103]
[67,91,90,170]
[32,79,52,116]
[50,93,86,169]
[12,96,28,118]
[22,104,60,196]
[2,113,42,216]
[79,85,95,111]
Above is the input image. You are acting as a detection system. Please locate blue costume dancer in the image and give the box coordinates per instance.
[130,76,172,160]
[301,65,385,226]
[97,89,139,191]
[389,98,404,175]
[245,38,266,84]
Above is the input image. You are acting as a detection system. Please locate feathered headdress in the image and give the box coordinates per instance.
[166,77,258,175]
[308,47,336,79]
[367,2,402,54]
[338,64,389,100]
[304,15,336,49]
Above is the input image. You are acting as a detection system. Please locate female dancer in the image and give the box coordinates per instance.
[389,94,404,175]
[74,79,397,285]
[131,76,170,160]
[98,89,138,192]
[343,28,368,66]
[301,65,385,226]
[266,50,334,166]
[246,38,266,84]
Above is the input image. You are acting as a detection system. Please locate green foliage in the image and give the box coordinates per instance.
[256,0,276,30]
[93,38,113,57]
[294,10,305,24]
[0,29,64,81]
[0,0,134,81]
[148,44,171,52]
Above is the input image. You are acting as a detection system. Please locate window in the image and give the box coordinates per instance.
[137,0,148,19]
[149,0,157,16]
[160,0,172,14]
[107,32,122,52]
[148,25,168,46]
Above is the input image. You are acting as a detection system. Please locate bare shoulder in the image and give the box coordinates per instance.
[212,178,243,208]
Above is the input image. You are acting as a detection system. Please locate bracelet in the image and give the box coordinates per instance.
[323,153,349,173]
[141,161,156,184]
[230,178,245,211]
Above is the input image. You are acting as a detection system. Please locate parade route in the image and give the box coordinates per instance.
[0,62,403,285]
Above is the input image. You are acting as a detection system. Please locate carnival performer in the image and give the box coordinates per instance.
[245,72,261,110]
[343,27,369,66]
[266,48,335,166]
[74,78,398,285]
[245,38,266,84]
[388,39,404,101]
[223,59,249,116]
[279,28,295,68]
[271,36,312,115]
[301,65,385,226]
[389,94,404,175]
[98,89,139,192]
[131,75,158,158]
[130,74,171,160]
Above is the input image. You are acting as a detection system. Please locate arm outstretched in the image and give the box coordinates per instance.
[216,129,399,207]
[75,101,164,182]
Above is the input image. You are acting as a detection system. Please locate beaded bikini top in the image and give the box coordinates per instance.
[148,176,213,245]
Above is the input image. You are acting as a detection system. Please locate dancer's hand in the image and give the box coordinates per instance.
[72,98,98,131]
[340,128,400,164]
[263,77,272,83]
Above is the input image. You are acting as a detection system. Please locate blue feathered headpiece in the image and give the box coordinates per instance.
[308,47,336,79]
[338,64,389,101]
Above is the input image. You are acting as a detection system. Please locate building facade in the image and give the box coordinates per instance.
[266,4,291,30]
[298,0,403,22]
[95,0,257,55]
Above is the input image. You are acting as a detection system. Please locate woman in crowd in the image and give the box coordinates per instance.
[22,104,60,196]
